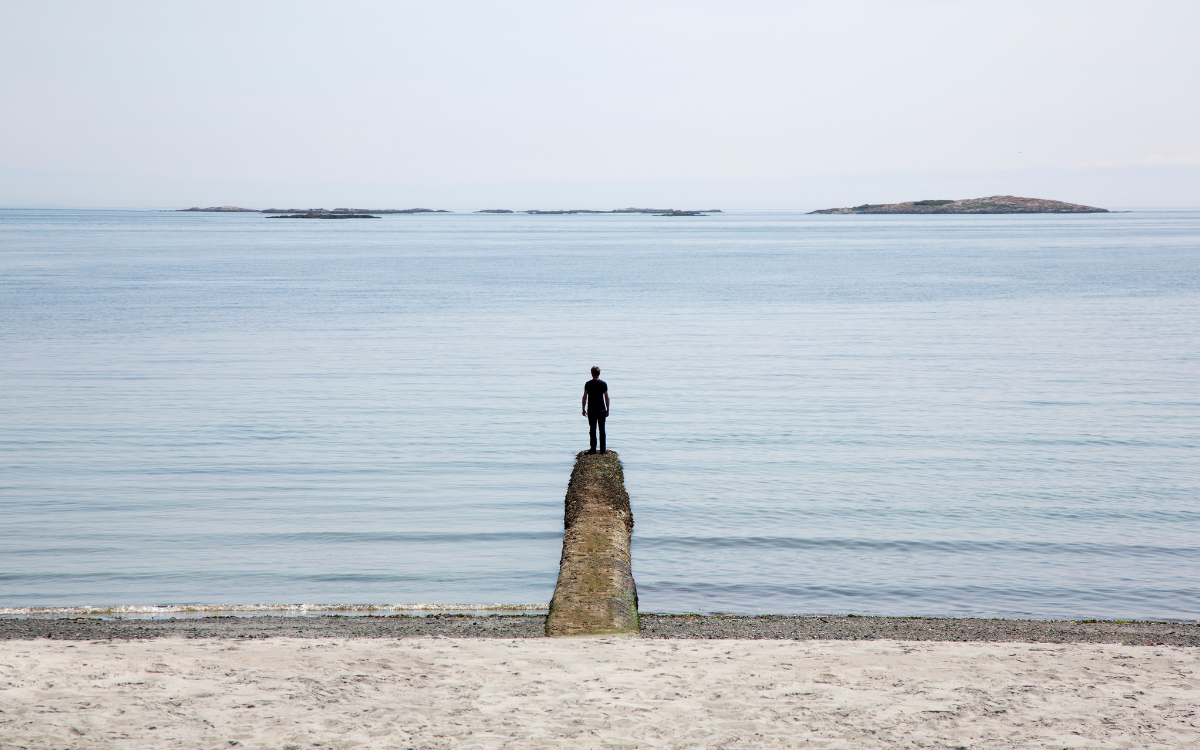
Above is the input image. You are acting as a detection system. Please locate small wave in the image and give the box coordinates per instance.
[0,603,548,619]
[636,536,1200,557]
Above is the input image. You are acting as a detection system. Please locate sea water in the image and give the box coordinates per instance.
[1,208,1197,620]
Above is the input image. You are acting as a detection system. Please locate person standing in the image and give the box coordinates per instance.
[582,366,610,454]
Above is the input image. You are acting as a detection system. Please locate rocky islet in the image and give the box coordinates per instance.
[810,195,1108,214]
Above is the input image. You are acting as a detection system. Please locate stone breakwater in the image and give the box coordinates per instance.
[810,195,1108,214]
[545,451,639,636]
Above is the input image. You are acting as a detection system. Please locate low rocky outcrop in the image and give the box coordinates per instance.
[177,206,257,212]
[810,195,1107,214]
[261,208,450,214]
[525,209,611,214]
[611,207,721,214]
[522,208,718,215]
[267,213,380,219]
[178,207,452,214]
[475,209,515,213]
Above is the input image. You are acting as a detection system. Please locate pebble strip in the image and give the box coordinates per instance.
[1,614,1196,645]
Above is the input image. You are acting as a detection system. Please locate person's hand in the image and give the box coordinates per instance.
[582,410,587,417]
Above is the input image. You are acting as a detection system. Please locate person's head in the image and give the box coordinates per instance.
[590,366,601,378]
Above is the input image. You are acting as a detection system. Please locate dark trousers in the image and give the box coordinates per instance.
[588,413,607,452]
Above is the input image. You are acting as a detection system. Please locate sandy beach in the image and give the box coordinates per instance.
[2,635,1197,749]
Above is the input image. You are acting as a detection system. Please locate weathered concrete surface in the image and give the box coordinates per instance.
[546,451,638,636]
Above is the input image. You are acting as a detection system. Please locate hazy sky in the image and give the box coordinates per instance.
[3,1,1198,208]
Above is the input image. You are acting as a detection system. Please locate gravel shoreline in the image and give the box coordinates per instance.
[2,614,1196,645]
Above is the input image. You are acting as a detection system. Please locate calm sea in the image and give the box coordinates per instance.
[1,208,1197,620]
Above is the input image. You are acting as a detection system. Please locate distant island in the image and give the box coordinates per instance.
[176,207,451,214]
[516,208,721,215]
[262,208,450,214]
[809,195,1107,214]
[177,206,259,212]
[267,212,379,219]
[177,206,723,216]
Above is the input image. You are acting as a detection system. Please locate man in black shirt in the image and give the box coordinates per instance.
[582,366,610,454]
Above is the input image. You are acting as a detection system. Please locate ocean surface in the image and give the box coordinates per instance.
[2,208,1197,620]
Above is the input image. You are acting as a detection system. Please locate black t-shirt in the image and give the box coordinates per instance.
[585,379,608,415]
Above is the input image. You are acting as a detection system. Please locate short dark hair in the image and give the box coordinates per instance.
[590,366,601,376]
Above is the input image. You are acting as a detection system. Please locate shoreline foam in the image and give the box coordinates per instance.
[0,603,548,620]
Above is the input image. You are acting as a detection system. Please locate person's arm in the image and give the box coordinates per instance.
[582,388,588,417]
[604,391,610,415]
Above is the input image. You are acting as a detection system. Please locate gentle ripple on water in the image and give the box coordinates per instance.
[1,208,1197,619]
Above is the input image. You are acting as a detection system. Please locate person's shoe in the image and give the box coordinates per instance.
[599,449,607,454]
[587,448,597,454]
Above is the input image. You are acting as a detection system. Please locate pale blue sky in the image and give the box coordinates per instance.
[3,0,1198,208]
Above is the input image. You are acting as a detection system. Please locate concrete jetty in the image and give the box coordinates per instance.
[546,451,639,636]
